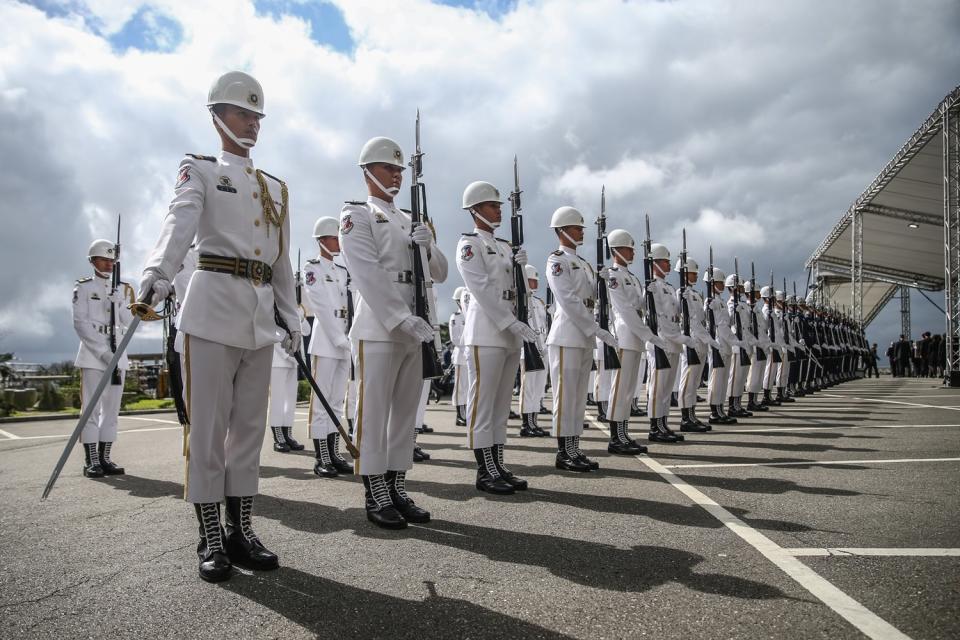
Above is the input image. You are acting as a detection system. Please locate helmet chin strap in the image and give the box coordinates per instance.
[470,209,500,230]
[560,229,582,247]
[653,261,668,278]
[363,167,400,197]
[612,248,632,265]
[211,109,256,149]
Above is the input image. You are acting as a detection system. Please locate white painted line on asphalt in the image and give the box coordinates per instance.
[722,424,960,434]
[0,426,182,442]
[589,417,911,639]
[121,416,183,425]
[0,428,23,440]
[785,548,960,557]
[661,457,960,470]
[822,394,960,412]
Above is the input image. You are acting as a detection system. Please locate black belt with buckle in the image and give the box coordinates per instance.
[394,271,413,284]
[582,299,595,309]
[197,254,273,285]
[334,309,347,319]
[501,290,516,301]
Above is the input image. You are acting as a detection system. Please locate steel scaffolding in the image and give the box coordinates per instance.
[899,286,911,339]
[851,207,864,323]
[944,99,960,385]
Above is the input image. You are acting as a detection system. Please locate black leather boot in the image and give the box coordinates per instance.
[762,389,780,407]
[539,403,550,415]
[347,418,355,438]
[271,426,290,453]
[224,496,279,570]
[747,393,767,412]
[82,442,104,478]
[555,437,591,472]
[708,405,725,424]
[649,417,683,443]
[508,410,521,420]
[456,405,467,426]
[363,475,407,529]
[312,438,339,477]
[494,444,528,490]
[597,401,607,421]
[731,397,752,418]
[718,404,738,424]
[778,387,795,403]
[282,426,305,450]
[387,470,431,523]
[474,448,515,493]
[417,423,434,434]
[670,392,679,407]
[573,435,600,469]
[412,445,430,462]
[519,413,537,437]
[530,412,548,437]
[327,433,353,474]
[586,393,597,406]
[690,407,711,430]
[680,408,709,432]
[608,421,646,455]
[195,503,231,583]
[98,442,124,475]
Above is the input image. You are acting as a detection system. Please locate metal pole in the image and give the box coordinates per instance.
[851,207,864,324]
[900,285,911,340]
[944,100,960,386]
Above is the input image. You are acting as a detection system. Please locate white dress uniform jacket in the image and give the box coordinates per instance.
[456,229,521,349]
[646,276,685,353]
[143,151,299,348]
[606,265,657,352]
[73,277,134,370]
[678,287,713,352]
[303,258,350,359]
[449,310,465,364]
[528,295,548,353]
[545,247,597,349]
[339,196,447,342]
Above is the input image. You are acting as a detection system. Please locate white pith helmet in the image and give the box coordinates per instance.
[607,229,634,248]
[207,71,265,116]
[453,286,465,301]
[358,137,405,168]
[312,216,339,238]
[704,267,725,283]
[649,243,670,260]
[88,239,115,260]
[524,264,539,281]
[549,206,585,228]
[462,181,503,210]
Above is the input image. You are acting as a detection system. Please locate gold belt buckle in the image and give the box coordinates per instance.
[250,260,264,286]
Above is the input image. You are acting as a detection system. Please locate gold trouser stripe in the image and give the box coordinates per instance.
[353,341,365,475]
[556,347,564,432]
[453,365,460,404]
[652,364,659,415]
[609,348,624,420]
[183,334,192,500]
[307,355,316,428]
[468,346,480,449]
[519,360,527,413]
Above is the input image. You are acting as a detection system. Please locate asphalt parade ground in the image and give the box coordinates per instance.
[1,377,958,639]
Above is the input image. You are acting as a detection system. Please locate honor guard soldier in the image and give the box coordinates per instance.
[725,274,753,418]
[703,267,737,424]
[675,255,711,432]
[545,206,618,471]
[645,243,695,442]
[339,136,448,529]
[773,290,796,402]
[449,287,468,426]
[456,181,533,494]
[140,71,297,582]
[268,307,309,452]
[73,239,134,478]
[518,265,549,437]
[604,229,657,454]
[302,216,354,477]
[744,281,772,412]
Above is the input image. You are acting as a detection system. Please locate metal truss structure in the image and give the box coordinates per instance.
[899,286,911,339]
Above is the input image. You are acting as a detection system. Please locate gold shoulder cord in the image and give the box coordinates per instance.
[256,170,289,252]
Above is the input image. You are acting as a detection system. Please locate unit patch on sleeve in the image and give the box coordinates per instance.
[341,215,353,235]
[460,245,474,262]
[175,166,190,188]
[551,262,563,276]
[305,270,316,286]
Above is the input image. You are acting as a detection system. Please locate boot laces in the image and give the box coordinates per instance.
[393,471,411,501]
[200,503,224,553]
[272,426,284,444]
[330,434,348,464]
[101,442,112,463]
[564,437,579,459]
[495,445,512,474]
[317,438,332,465]
[482,448,501,478]
[85,442,99,465]
[369,475,393,508]
[238,496,260,544]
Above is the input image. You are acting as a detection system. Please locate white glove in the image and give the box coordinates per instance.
[596,328,617,347]
[411,224,433,247]
[513,248,528,266]
[107,290,125,305]
[507,320,537,342]
[598,266,612,281]
[399,315,435,342]
[282,331,302,357]
[138,271,172,305]
[648,335,670,351]
[98,350,115,367]
[334,334,351,351]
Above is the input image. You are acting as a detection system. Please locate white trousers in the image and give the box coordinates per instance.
[727,351,750,398]
[707,350,730,405]
[183,334,272,503]
[647,350,680,419]
[548,345,593,437]
[596,365,613,407]
[268,366,298,427]
[678,348,706,408]
[80,367,124,444]
[351,339,421,475]
[466,345,520,449]
[747,350,767,393]
[519,363,547,414]
[607,348,642,422]
[453,363,468,406]
[635,356,648,404]
[308,356,349,439]
[346,376,357,420]
[415,380,430,430]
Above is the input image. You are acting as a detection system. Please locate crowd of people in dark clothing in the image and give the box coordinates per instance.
[885,332,946,378]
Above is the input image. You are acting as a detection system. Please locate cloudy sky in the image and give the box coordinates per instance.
[1,0,957,366]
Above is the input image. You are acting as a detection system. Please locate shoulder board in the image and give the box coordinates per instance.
[306,258,320,264]
[462,232,478,237]
[551,250,564,256]
[496,237,510,244]
[185,153,216,162]
[344,200,366,206]
[258,169,285,185]
[76,277,92,284]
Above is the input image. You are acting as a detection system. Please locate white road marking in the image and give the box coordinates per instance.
[589,416,912,640]
[661,457,960,470]
[721,423,960,434]
[121,416,183,425]
[0,428,23,440]
[785,548,960,557]
[0,425,182,442]
[822,394,960,412]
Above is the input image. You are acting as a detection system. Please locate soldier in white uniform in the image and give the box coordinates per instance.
[726,274,754,418]
[675,256,711,432]
[773,291,797,403]
[703,268,737,425]
[545,207,618,472]
[603,229,657,454]
[73,239,134,478]
[518,265,549,438]
[449,287,468,426]
[140,72,297,582]
[268,317,308,453]
[339,136,447,529]
[745,281,772,413]
[759,286,782,407]
[302,216,354,477]
[456,181,534,494]
[644,243,694,442]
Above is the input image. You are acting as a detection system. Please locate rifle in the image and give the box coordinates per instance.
[678,228,700,366]
[509,156,545,372]
[108,216,122,386]
[750,261,766,362]
[408,110,444,379]
[768,269,781,363]
[643,214,671,370]
[346,266,356,382]
[295,249,302,306]
[732,257,751,365]
[545,286,554,332]
[782,277,791,351]
[705,246,724,368]
[595,186,620,370]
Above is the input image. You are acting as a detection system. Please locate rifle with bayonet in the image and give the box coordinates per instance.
[750,261,766,362]
[678,228,700,366]
[108,216,122,386]
[732,257,751,365]
[545,286,554,332]
[510,156,545,372]
[705,246,724,368]
[408,110,444,379]
[782,277,792,352]
[595,187,620,370]
[643,214,671,370]
[768,269,781,363]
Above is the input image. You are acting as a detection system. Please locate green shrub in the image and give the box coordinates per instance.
[297,380,310,402]
[11,388,38,411]
[37,383,65,411]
